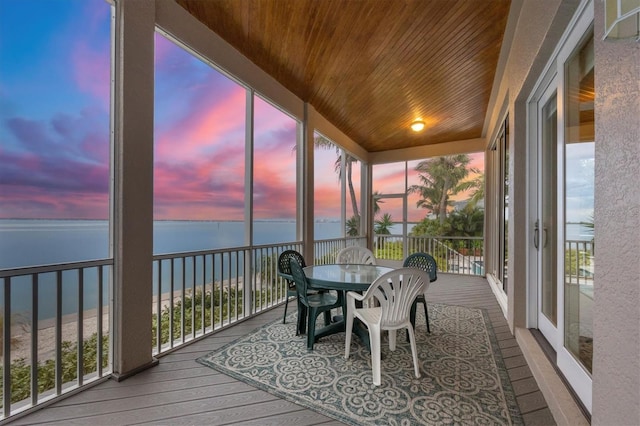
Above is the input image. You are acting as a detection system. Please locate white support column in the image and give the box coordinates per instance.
[364,163,374,249]
[244,90,254,316]
[302,104,315,263]
[111,0,157,380]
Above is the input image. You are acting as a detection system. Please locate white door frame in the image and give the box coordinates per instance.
[526,0,594,413]
[535,78,560,351]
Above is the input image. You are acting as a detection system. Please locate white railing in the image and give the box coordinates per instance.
[565,239,595,288]
[152,242,303,355]
[0,260,112,419]
[151,238,371,355]
[314,237,367,264]
[2,233,475,419]
[374,234,485,276]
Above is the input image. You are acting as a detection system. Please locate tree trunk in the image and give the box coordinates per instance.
[347,161,359,218]
[438,177,451,224]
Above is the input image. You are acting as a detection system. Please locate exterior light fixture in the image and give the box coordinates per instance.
[604,0,640,41]
[411,120,425,132]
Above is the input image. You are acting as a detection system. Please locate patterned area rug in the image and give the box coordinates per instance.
[197,304,523,425]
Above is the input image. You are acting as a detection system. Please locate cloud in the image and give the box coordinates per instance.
[1,110,110,219]
[152,47,306,220]
[154,83,247,164]
[253,152,297,219]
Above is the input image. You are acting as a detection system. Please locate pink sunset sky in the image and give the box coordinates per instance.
[0,0,484,223]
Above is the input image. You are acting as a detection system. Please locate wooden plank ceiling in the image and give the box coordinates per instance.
[175,0,511,153]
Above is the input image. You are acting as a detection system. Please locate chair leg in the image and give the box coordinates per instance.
[370,324,382,386]
[406,324,421,379]
[283,295,289,324]
[344,307,354,359]
[296,301,307,336]
[407,300,418,341]
[388,329,397,351]
[423,300,430,333]
[307,308,317,350]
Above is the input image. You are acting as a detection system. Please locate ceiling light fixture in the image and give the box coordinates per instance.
[411,120,425,132]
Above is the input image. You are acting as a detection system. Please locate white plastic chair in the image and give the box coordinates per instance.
[336,246,377,265]
[344,267,429,386]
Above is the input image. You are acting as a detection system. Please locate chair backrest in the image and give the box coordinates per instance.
[289,259,311,304]
[278,250,306,275]
[362,267,429,328]
[336,246,377,265]
[403,252,437,282]
[278,250,306,288]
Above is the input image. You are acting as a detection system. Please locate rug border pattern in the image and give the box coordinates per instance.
[197,304,523,425]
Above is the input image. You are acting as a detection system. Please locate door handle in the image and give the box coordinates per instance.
[534,220,540,249]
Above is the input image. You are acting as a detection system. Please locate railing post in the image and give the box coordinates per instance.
[3,277,12,417]
[244,248,252,317]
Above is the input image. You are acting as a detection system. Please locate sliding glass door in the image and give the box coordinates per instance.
[559,30,595,394]
[530,2,594,413]
[537,84,559,348]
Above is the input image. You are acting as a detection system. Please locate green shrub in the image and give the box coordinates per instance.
[0,333,109,407]
[151,287,243,347]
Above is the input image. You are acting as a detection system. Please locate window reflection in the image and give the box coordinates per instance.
[564,35,594,374]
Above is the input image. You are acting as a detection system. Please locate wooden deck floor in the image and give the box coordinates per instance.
[6,275,556,425]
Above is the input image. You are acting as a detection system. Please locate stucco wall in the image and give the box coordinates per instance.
[592,2,640,423]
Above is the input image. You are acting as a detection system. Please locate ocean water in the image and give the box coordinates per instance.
[0,219,590,318]
[0,219,345,270]
[0,219,342,318]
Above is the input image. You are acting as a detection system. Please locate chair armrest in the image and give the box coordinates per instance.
[346,291,365,302]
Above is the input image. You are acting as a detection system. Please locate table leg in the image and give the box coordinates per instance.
[312,291,371,352]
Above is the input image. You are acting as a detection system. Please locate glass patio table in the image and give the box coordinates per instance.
[301,263,393,348]
[303,263,393,292]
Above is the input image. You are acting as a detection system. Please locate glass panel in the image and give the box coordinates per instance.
[408,154,483,235]
[0,1,112,407]
[374,197,404,260]
[372,162,406,194]
[542,93,558,325]
[375,197,402,234]
[502,123,509,292]
[371,162,406,260]
[253,96,298,244]
[491,148,500,278]
[154,33,246,252]
[313,133,341,239]
[564,35,594,374]
[0,0,111,268]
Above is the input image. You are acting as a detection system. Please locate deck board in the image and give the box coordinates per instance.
[6,274,554,426]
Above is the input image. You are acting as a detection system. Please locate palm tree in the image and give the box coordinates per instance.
[314,134,359,219]
[374,213,394,235]
[346,215,360,236]
[409,173,444,217]
[294,135,361,235]
[448,206,485,237]
[466,173,485,209]
[408,155,478,224]
[372,190,383,216]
